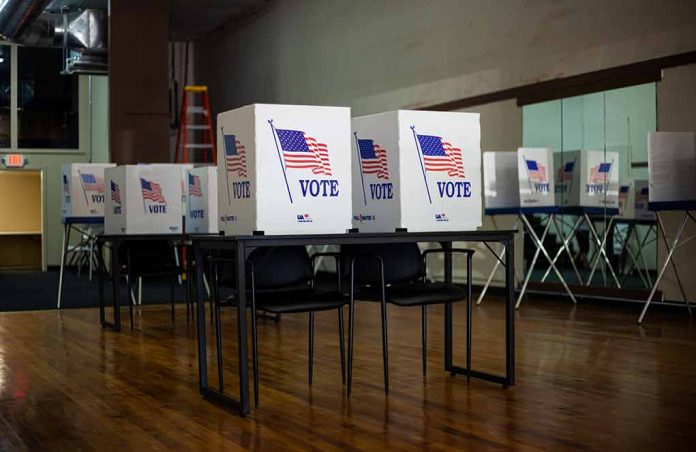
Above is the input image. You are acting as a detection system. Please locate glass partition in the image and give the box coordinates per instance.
[522,83,657,291]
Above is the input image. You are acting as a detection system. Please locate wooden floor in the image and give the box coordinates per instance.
[0,297,695,450]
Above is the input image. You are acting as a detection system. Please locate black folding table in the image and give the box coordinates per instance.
[191,230,516,416]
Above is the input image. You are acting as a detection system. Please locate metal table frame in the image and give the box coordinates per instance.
[192,230,516,417]
[638,203,696,324]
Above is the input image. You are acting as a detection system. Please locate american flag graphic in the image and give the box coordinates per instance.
[636,187,649,207]
[224,134,248,177]
[557,161,575,182]
[189,173,203,197]
[63,174,70,194]
[141,178,166,204]
[358,138,389,179]
[589,163,612,184]
[525,159,547,183]
[111,181,121,205]
[619,185,629,211]
[416,134,464,178]
[277,128,332,176]
[80,173,104,192]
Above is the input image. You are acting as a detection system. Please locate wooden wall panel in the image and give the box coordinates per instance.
[109,0,170,164]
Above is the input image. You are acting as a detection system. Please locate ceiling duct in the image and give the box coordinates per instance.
[0,0,53,41]
[0,0,108,75]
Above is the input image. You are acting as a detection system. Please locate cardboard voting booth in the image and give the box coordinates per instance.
[647,132,696,205]
[634,179,654,220]
[61,163,116,219]
[618,179,635,219]
[554,149,620,210]
[517,148,555,209]
[217,103,352,235]
[186,166,218,234]
[146,163,194,213]
[104,165,183,234]
[483,152,520,214]
[351,110,481,232]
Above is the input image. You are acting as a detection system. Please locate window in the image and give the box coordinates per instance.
[18,47,79,149]
[0,45,10,148]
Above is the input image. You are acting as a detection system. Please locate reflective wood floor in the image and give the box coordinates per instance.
[0,298,694,450]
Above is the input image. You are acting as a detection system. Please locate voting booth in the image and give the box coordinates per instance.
[217,103,352,235]
[647,131,696,206]
[61,163,116,220]
[351,110,481,232]
[555,150,620,211]
[146,163,194,213]
[104,165,183,234]
[186,166,218,234]
[634,179,653,220]
[517,148,555,209]
[483,152,519,214]
[618,179,635,219]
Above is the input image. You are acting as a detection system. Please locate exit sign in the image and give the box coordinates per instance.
[2,154,27,168]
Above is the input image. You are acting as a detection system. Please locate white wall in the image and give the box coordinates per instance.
[196,0,696,117]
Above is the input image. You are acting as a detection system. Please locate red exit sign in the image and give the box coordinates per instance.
[2,154,26,168]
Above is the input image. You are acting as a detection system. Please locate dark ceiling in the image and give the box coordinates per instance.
[169,0,268,40]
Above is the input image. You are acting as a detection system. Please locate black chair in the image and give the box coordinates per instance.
[342,243,474,395]
[210,246,348,408]
[122,240,184,330]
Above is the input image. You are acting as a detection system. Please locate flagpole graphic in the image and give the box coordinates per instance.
[268,119,294,203]
[410,126,433,204]
[221,127,231,204]
[353,132,368,206]
[76,169,90,206]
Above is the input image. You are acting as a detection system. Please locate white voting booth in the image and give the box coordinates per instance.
[146,163,194,213]
[554,150,620,211]
[514,148,577,305]
[634,180,653,220]
[186,166,218,234]
[351,110,481,232]
[57,163,116,309]
[640,131,696,323]
[105,165,184,234]
[61,163,116,219]
[483,152,519,214]
[217,103,352,235]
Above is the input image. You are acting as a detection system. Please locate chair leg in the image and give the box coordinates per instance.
[308,312,315,385]
[127,274,134,331]
[213,300,224,392]
[380,300,389,394]
[338,307,346,385]
[169,276,175,322]
[422,305,427,377]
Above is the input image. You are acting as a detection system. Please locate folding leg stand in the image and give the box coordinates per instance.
[584,214,621,288]
[618,221,656,289]
[57,219,103,309]
[539,214,583,285]
[638,210,695,324]
[476,216,521,305]
[517,212,577,308]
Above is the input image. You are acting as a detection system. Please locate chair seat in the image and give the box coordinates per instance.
[387,282,467,306]
[225,289,348,314]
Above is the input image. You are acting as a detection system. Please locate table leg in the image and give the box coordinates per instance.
[195,244,208,393]
[442,241,453,373]
[505,236,515,387]
[98,241,105,326]
[235,243,250,416]
[111,240,122,332]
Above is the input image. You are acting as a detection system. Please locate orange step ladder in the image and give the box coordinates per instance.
[174,85,216,164]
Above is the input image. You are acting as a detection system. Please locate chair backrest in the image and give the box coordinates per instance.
[216,246,313,290]
[341,243,424,286]
[122,240,177,268]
